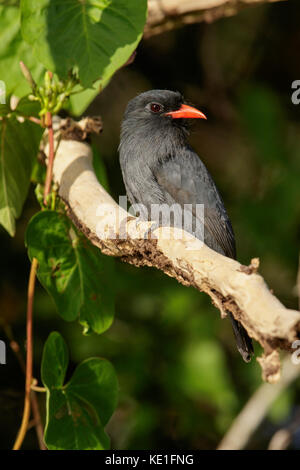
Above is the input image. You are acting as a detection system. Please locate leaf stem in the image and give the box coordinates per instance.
[31,378,46,393]
[27,116,41,126]
[13,257,38,450]
[43,111,54,205]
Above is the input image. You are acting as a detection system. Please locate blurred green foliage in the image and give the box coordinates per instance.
[1,0,300,450]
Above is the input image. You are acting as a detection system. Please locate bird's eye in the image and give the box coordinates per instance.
[150,103,162,113]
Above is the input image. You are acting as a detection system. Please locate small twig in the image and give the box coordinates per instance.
[31,379,46,393]
[16,115,41,126]
[27,116,41,125]
[13,257,38,451]
[31,385,46,393]
[19,61,36,90]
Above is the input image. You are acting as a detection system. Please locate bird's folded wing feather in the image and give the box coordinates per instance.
[153,151,236,259]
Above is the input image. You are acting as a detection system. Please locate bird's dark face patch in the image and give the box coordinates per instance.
[124,90,183,121]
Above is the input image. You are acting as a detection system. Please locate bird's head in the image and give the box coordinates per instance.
[122,90,206,138]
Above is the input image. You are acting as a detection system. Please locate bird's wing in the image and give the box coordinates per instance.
[153,150,236,258]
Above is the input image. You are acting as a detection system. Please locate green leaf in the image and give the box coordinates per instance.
[67,73,111,116]
[41,331,69,389]
[0,95,41,119]
[0,116,43,236]
[15,95,41,118]
[0,4,45,98]
[0,103,12,117]
[25,211,115,334]
[42,332,118,450]
[67,79,102,117]
[21,0,147,87]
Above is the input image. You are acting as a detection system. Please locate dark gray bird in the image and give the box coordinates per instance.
[119,89,253,362]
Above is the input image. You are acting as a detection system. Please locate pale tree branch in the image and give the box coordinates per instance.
[218,356,300,450]
[45,117,300,384]
[145,0,287,37]
[268,408,300,450]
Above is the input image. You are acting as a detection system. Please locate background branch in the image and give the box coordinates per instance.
[145,0,287,37]
[218,356,300,450]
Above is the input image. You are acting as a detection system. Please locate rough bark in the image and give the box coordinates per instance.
[145,0,287,37]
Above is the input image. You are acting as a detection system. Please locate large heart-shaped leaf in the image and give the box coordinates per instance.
[0,116,42,236]
[0,5,45,98]
[21,0,147,87]
[42,332,118,450]
[25,210,115,334]
[68,79,103,117]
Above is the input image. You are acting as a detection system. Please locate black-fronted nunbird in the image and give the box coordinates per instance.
[119,89,253,362]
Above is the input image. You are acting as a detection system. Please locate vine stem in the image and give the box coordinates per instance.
[4,324,46,449]
[30,390,47,450]
[43,111,54,205]
[13,257,38,451]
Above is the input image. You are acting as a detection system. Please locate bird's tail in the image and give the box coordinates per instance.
[227,312,254,363]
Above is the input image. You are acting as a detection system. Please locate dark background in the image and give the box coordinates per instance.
[1,0,300,449]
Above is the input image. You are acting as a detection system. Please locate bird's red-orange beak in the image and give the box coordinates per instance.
[165,104,207,120]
